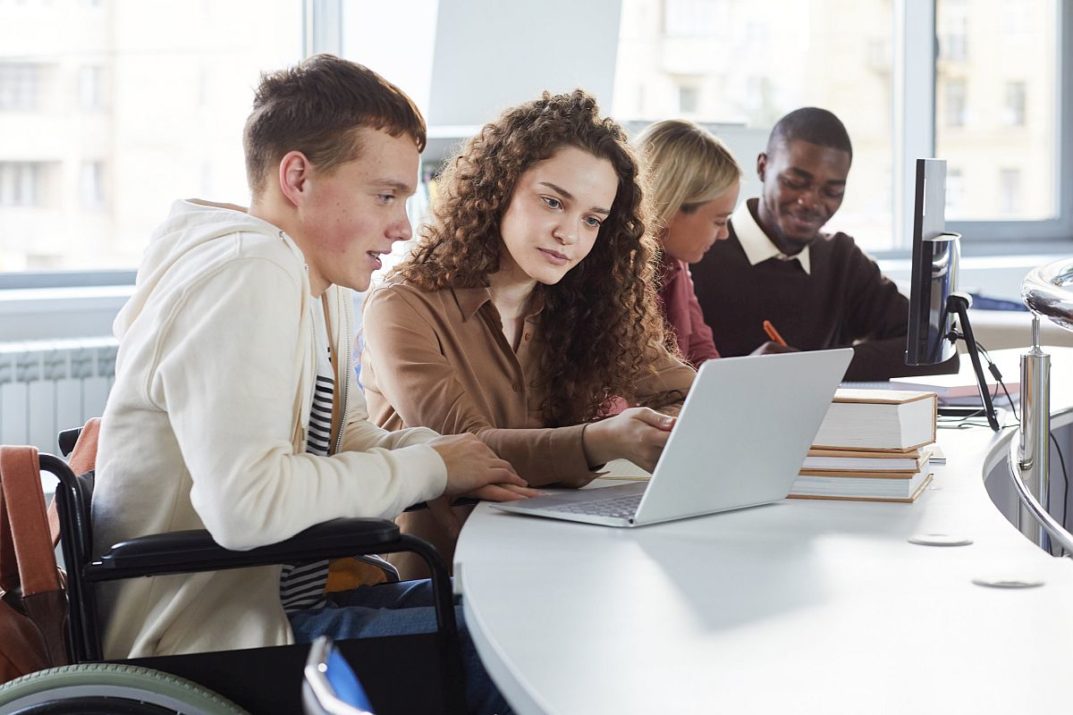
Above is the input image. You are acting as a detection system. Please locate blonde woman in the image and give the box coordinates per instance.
[637,119,744,366]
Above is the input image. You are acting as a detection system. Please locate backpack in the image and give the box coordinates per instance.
[0,445,70,683]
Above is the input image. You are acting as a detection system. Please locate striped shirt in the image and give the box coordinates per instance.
[279,304,334,613]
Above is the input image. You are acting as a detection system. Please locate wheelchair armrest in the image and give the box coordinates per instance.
[58,427,82,457]
[404,496,478,512]
[87,517,400,581]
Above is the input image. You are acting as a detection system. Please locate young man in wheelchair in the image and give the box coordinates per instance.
[92,54,530,714]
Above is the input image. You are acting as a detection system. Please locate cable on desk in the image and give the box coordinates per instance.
[1050,432,1070,555]
[973,339,1019,421]
[939,416,999,430]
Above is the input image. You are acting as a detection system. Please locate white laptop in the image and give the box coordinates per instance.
[494,348,853,527]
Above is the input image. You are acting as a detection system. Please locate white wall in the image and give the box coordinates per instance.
[425,0,622,127]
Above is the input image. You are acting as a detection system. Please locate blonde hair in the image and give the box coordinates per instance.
[636,120,742,234]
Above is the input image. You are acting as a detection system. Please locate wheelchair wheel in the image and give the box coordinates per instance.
[0,663,248,715]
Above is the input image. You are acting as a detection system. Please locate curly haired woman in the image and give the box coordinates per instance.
[360,91,695,571]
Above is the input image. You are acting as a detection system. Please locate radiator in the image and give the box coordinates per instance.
[0,337,118,454]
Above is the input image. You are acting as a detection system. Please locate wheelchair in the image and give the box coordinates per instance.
[0,431,466,715]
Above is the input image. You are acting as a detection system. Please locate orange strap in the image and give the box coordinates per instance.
[0,474,16,593]
[0,446,61,597]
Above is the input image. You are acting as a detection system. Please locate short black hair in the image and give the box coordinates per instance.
[767,107,852,160]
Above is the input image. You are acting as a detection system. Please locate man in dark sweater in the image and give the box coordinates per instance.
[691,107,958,381]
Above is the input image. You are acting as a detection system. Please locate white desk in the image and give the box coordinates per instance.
[455,348,1073,714]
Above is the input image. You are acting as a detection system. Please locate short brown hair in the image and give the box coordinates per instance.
[243,54,427,196]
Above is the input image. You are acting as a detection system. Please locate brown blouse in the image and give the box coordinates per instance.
[360,282,695,576]
[361,282,695,486]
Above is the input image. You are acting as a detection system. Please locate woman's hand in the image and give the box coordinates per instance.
[582,407,676,472]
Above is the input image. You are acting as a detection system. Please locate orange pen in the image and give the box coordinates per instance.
[762,320,788,347]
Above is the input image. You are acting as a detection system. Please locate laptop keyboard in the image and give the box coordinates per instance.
[547,493,643,519]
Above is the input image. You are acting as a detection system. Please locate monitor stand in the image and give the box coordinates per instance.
[946,293,1000,431]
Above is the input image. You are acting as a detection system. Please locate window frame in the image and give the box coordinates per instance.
[939,0,1073,245]
[1,0,1070,288]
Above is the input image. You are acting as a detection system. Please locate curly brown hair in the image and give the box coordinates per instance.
[393,90,670,426]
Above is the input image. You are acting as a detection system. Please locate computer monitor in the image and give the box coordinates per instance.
[905,158,958,366]
[904,157,999,430]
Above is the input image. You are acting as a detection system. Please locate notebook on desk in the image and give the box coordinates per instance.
[494,348,854,527]
[843,372,1021,408]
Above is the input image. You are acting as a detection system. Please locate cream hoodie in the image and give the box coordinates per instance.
[92,200,447,658]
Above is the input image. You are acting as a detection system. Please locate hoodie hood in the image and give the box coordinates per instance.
[114,200,305,339]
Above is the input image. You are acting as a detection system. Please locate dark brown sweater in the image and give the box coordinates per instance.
[691,217,959,381]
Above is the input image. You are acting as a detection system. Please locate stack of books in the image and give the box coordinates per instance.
[789,389,938,503]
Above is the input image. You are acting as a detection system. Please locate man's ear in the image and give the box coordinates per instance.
[756,152,768,182]
[278,151,312,208]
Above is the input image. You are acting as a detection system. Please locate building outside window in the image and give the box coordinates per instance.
[1004,80,1026,127]
[944,78,967,128]
[664,0,724,37]
[614,0,895,251]
[677,83,699,113]
[0,0,302,272]
[78,65,107,112]
[999,167,1021,215]
[0,0,1067,275]
[937,0,1056,223]
[0,63,42,111]
[0,162,42,207]
[940,0,969,61]
[80,160,106,210]
[946,167,965,216]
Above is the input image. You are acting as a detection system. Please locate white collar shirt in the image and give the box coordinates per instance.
[732,200,812,275]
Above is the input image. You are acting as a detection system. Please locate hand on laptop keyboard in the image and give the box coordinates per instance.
[582,407,676,473]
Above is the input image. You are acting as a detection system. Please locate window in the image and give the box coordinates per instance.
[999,168,1021,215]
[614,0,895,251]
[339,0,439,277]
[940,0,969,62]
[0,1,302,271]
[0,63,42,111]
[744,76,776,121]
[937,0,1059,225]
[946,167,965,215]
[80,161,106,210]
[615,0,1069,249]
[0,0,1069,280]
[677,84,699,114]
[78,66,106,111]
[1004,80,1026,127]
[0,162,43,207]
[341,0,439,120]
[943,78,967,128]
[664,0,723,37]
